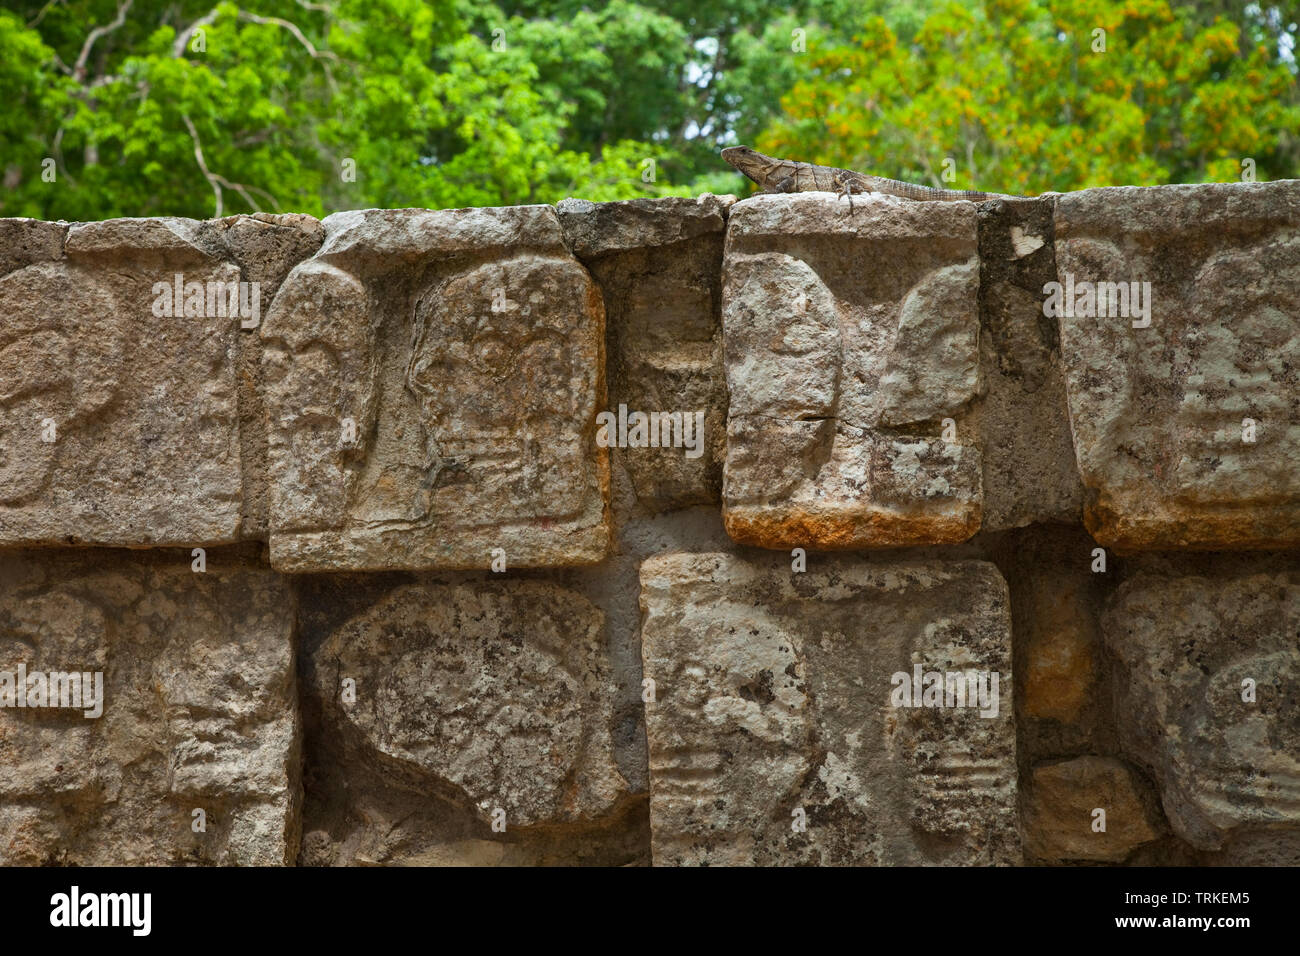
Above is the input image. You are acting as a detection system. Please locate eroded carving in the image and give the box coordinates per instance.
[0,221,243,546]
[721,194,983,549]
[263,207,609,570]
[640,552,1019,865]
[1104,570,1300,849]
[312,581,627,827]
[0,552,297,865]
[1055,182,1300,549]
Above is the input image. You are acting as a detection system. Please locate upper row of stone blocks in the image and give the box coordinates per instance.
[0,181,1297,565]
[724,180,1300,552]
[0,207,611,569]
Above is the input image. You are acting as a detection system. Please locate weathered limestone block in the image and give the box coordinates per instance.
[1005,528,1118,761]
[300,579,634,863]
[557,196,731,512]
[318,581,625,824]
[721,194,982,549]
[639,552,1018,865]
[1104,570,1300,849]
[976,198,1083,530]
[215,213,325,293]
[0,550,298,865]
[263,206,610,571]
[1020,569,1100,725]
[1055,181,1300,549]
[0,218,64,277]
[209,213,325,539]
[557,194,733,258]
[0,218,249,546]
[1201,826,1300,866]
[1023,756,1164,862]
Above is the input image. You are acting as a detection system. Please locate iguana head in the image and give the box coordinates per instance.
[721,145,776,187]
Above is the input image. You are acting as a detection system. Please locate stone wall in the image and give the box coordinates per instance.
[0,182,1296,866]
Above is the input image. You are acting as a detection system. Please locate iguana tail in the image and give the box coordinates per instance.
[866,176,1019,202]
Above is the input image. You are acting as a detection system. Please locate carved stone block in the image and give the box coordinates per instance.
[1055,182,1300,549]
[0,550,298,865]
[298,578,636,864]
[263,207,610,571]
[721,194,982,549]
[639,552,1018,865]
[0,219,247,546]
[1104,569,1300,849]
[557,196,731,512]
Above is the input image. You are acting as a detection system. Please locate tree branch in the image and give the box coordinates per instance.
[173,10,220,58]
[237,12,338,60]
[27,0,63,29]
[73,0,133,83]
[183,114,224,216]
[50,125,78,186]
[182,114,278,215]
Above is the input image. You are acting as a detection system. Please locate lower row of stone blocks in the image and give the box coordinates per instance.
[0,548,1294,865]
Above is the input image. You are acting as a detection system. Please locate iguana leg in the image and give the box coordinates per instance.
[768,172,797,193]
[833,173,869,213]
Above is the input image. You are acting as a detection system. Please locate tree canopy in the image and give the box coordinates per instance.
[1,0,1296,218]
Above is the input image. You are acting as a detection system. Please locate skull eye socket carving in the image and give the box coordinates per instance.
[0,331,70,403]
[469,332,514,380]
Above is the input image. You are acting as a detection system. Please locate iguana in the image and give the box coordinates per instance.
[722,145,1019,208]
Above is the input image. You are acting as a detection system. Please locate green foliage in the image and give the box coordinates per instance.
[0,0,1295,217]
[0,10,70,217]
[759,0,1300,192]
[0,0,692,217]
